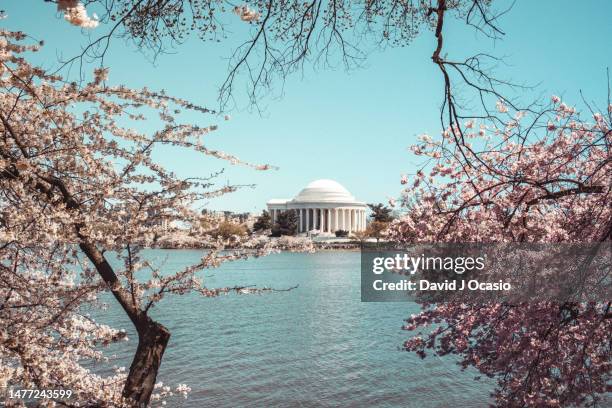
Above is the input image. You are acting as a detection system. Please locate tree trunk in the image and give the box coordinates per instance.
[76,242,171,406]
[122,319,171,406]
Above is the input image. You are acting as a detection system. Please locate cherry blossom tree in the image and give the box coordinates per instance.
[46,0,508,112]
[0,28,310,406]
[387,95,612,406]
[13,2,609,406]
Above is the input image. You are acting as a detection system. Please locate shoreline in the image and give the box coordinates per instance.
[153,237,367,251]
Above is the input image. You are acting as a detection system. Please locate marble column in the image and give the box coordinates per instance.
[323,208,329,232]
[346,209,351,232]
[322,209,326,231]
[298,209,303,232]
[360,210,364,231]
[320,209,324,232]
[326,209,330,232]
[336,208,342,229]
[305,209,310,231]
[334,209,338,231]
[313,208,319,231]
[348,209,352,231]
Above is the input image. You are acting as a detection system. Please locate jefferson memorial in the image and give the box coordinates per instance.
[267,179,368,234]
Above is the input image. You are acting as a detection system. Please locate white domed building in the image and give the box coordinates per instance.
[267,179,367,234]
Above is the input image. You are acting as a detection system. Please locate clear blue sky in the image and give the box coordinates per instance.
[3,1,611,213]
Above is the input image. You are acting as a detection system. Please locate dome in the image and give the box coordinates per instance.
[293,179,356,203]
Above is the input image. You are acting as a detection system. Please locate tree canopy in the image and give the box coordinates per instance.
[0,29,306,406]
[271,210,299,237]
[368,203,394,223]
[388,94,612,406]
[253,209,272,231]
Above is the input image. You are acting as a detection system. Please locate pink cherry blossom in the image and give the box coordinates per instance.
[389,95,611,407]
[57,1,99,28]
[233,5,261,22]
[0,29,307,407]
[495,99,508,113]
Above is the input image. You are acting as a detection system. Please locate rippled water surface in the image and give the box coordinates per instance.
[97,250,492,407]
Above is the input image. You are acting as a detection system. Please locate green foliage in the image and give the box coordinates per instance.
[335,230,349,237]
[253,210,272,231]
[271,210,298,237]
[367,203,394,223]
[366,220,389,243]
[212,221,248,240]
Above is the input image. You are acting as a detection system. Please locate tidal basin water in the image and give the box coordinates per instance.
[97,250,492,407]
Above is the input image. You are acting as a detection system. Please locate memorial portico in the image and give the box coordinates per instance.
[267,179,367,234]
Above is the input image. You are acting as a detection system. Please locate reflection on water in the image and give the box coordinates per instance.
[95,250,492,407]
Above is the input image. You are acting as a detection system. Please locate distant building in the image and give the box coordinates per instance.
[267,179,367,234]
[201,209,256,228]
